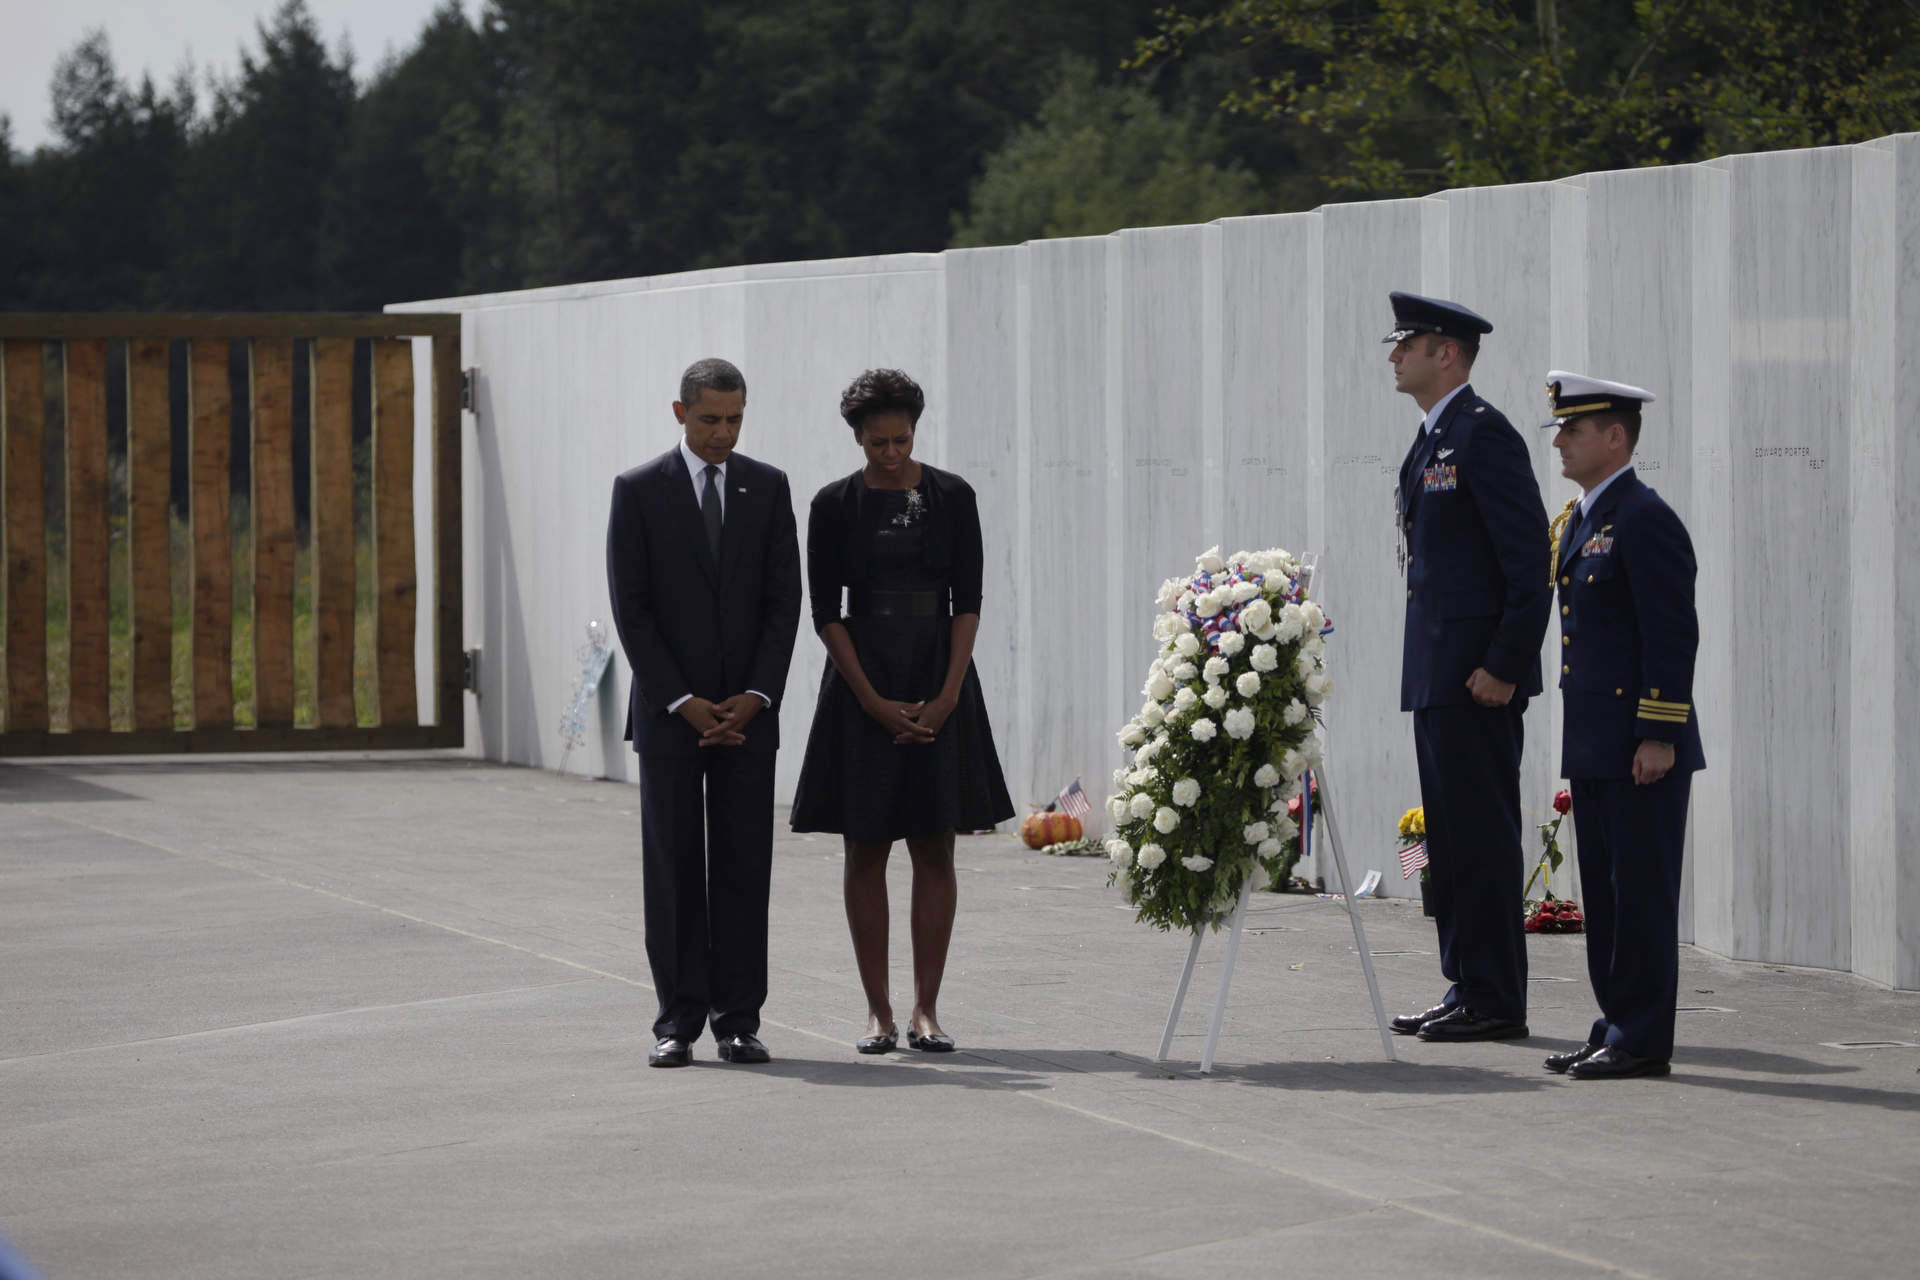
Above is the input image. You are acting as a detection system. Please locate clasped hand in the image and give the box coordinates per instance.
[863,693,955,745]
[677,693,763,747]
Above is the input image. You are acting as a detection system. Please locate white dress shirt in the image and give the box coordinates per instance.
[1579,462,1634,519]
[1421,383,1468,436]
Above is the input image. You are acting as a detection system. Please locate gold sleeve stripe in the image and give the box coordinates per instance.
[1640,699,1691,712]
[1639,710,1691,724]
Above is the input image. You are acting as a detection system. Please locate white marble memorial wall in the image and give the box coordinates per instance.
[392,132,1920,988]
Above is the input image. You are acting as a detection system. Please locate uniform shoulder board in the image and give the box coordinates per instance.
[1474,405,1486,413]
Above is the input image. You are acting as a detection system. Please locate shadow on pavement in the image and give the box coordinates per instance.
[0,768,137,804]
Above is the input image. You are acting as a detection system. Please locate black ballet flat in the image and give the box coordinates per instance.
[907,1028,955,1053]
[856,1028,898,1055]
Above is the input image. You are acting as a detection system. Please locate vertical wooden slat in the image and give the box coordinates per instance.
[3,341,48,731]
[190,341,232,727]
[65,340,110,731]
[252,341,296,727]
[312,337,356,727]
[432,331,462,731]
[127,340,173,730]
[371,338,417,725]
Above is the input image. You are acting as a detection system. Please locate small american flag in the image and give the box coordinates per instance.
[1398,841,1429,879]
[1057,778,1091,822]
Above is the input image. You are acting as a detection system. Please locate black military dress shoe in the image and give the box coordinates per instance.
[715,1033,771,1064]
[1567,1045,1670,1079]
[1416,1006,1530,1041]
[1391,1003,1453,1035]
[1544,1044,1603,1074]
[648,1037,693,1068]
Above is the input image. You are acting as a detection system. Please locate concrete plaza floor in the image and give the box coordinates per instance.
[2,755,1916,1279]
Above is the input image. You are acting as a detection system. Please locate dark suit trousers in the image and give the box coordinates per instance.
[1413,701,1529,1021]
[638,747,776,1042]
[1570,772,1691,1061]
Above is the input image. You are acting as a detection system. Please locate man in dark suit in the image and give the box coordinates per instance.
[606,358,802,1068]
[1539,372,1705,1080]
[1383,292,1551,1043]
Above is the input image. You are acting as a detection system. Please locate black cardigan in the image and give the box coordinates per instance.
[806,464,985,633]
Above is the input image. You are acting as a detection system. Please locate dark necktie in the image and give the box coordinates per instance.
[700,464,722,562]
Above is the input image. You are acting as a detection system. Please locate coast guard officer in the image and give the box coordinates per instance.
[1383,293,1551,1043]
[1540,372,1704,1080]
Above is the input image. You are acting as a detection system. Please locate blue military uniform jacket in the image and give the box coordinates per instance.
[1554,469,1706,778]
[1398,385,1551,710]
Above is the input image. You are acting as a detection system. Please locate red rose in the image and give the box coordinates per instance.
[1287,795,1303,820]
[1553,790,1572,814]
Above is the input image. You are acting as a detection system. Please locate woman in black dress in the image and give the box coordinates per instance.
[791,369,1014,1055]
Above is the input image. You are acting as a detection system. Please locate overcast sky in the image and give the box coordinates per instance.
[2,0,456,153]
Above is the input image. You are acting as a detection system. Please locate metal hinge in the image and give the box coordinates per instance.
[462,648,482,693]
[461,368,478,413]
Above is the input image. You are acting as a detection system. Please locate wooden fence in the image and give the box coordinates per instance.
[0,314,462,754]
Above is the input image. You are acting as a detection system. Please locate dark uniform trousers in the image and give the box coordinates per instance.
[1569,771,1691,1062]
[1414,701,1530,1022]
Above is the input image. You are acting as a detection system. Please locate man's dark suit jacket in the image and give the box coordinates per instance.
[1397,383,1551,710]
[606,447,801,755]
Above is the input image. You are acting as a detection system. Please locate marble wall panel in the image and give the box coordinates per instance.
[1889,135,1920,991]
[942,248,1026,815]
[1318,200,1428,894]
[1725,146,1856,971]
[1020,238,1114,814]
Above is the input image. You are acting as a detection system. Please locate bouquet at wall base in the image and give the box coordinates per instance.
[1104,546,1334,933]
[1522,790,1581,933]
[1397,804,1429,885]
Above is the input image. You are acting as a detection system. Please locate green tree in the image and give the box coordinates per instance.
[951,57,1270,246]
[1134,0,1920,200]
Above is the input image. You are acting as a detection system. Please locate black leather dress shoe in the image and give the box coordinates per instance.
[1391,1003,1453,1035]
[1544,1044,1603,1074]
[1416,1006,1530,1041]
[648,1037,692,1068]
[715,1033,771,1064]
[1567,1045,1670,1079]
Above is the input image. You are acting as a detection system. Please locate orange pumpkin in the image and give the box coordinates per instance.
[1021,810,1082,848]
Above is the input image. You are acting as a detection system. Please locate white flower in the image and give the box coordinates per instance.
[1207,586,1235,611]
[1197,546,1225,574]
[1155,579,1184,610]
[1253,763,1280,788]
[1127,768,1153,787]
[1171,661,1198,683]
[1154,806,1180,834]
[1250,644,1279,673]
[1236,671,1261,698]
[1152,612,1184,642]
[1181,855,1215,873]
[1299,736,1325,772]
[1174,632,1202,658]
[1171,777,1201,807]
[1296,650,1317,678]
[1217,631,1245,656]
[1202,685,1228,710]
[1177,591,1195,612]
[1231,581,1260,603]
[1118,723,1146,748]
[1241,598,1273,631]
[1302,602,1326,632]
[1173,686,1198,712]
[1243,821,1271,844]
[1275,602,1307,643]
[1223,707,1256,739]
[1133,741,1156,766]
[1146,670,1175,701]
[1271,813,1298,841]
[1194,593,1222,618]
[1106,839,1134,867]
[1256,838,1283,858]
[1304,633,1326,657]
[1250,864,1272,892]
[1203,656,1230,684]
[1112,767,1130,790]
[1141,701,1166,726]
[1283,699,1307,726]
[1136,843,1167,871]
[1304,671,1333,705]
[1281,747,1305,779]
[1129,792,1156,820]
[1107,795,1129,823]
[1190,718,1218,742]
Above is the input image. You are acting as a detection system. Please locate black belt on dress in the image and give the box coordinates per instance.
[847,588,947,618]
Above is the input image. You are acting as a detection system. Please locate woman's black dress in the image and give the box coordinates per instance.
[790,466,1015,842]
